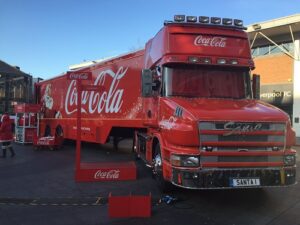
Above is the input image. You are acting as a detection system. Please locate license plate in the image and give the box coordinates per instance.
[230,178,260,187]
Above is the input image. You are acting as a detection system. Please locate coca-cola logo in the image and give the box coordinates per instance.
[223,122,263,136]
[94,169,120,179]
[65,67,128,115]
[69,73,89,80]
[194,35,227,48]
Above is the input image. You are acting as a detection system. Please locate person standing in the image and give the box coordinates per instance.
[0,113,15,158]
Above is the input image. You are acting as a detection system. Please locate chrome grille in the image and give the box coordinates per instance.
[201,155,283,163]
[199,121,286,151]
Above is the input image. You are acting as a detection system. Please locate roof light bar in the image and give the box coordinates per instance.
[187,16,197,23]
[199,16,209,23]
[234,19,243,26]
[174,15,185,22]
[168,15,244,28]
[222,18,233,25]
[211,17,221,24]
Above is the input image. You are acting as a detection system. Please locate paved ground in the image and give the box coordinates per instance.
[0,140,299,225]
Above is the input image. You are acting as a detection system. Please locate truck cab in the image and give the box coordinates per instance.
[138,15,296,190]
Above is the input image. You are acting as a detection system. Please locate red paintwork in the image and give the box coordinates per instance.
[76,162,136,182]
[108,192,151,218]
[34,22,296,188]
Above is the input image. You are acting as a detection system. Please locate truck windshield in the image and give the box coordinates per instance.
[163,64,252,99]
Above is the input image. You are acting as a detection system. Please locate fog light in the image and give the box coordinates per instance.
[284,155,296,166]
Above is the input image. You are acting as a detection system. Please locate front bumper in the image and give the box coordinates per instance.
[172,167,296,189]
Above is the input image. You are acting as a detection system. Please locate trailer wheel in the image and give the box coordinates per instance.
[153,144,172,192]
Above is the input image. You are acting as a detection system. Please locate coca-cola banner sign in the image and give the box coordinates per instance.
[194,35,227,48]
[169,34,250,57]
[67,71,92,80]
[65,67,128,115]
[94,169,120,179]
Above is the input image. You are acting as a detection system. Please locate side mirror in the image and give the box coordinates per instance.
[141,69,153,97]
[252,74,260,99]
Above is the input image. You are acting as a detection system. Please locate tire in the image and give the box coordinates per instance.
[153,144,173,192]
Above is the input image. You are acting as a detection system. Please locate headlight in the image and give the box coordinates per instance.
[170,155,199,167]
[284,155,296,166]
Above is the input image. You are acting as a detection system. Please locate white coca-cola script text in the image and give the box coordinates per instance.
[65,67,128,115]
[94,169,120,179]
[194,35,227,48]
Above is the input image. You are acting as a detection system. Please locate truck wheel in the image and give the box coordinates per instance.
[153,144,172,192]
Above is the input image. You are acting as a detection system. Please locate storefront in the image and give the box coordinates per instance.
[260,83,293,120]
[247,14,300,141]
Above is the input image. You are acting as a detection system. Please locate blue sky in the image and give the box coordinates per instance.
[0,0,299,79]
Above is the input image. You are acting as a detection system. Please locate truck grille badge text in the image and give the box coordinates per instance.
[223,121,263,136]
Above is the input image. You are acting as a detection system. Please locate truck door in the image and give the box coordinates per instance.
[141,68,161,126]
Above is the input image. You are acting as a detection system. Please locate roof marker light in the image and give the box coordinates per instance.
[188,56,199,63]
[230,59,238,65]
[222,18,233,25]
[187,16,197,23]
[211,17,221,24]
[199,16,209,23]
[217,58,227,64]
[234,19,243,26]
[202,58,212,64]
[174,15,185,22]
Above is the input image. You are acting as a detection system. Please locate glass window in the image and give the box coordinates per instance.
[252,47,259,56]
[163,64,251,99]
[269,45,281,54]
[282,42,294,53]
[251,42,294,57]
[259,46,269,55]
[0,81,5,98]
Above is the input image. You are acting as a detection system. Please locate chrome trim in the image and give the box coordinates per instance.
[171,181,297,190]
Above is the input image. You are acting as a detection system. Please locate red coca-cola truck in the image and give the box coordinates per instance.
[35,15,296,190]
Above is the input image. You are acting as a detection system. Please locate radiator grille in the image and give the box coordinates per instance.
[199,121,286,152]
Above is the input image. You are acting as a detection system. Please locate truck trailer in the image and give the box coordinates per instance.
[35,15,296,190]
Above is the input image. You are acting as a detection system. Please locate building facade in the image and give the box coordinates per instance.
[247,14,300,142]
[0,60,33,114]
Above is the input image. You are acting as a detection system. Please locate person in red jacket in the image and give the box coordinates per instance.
[0,113,15,158]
